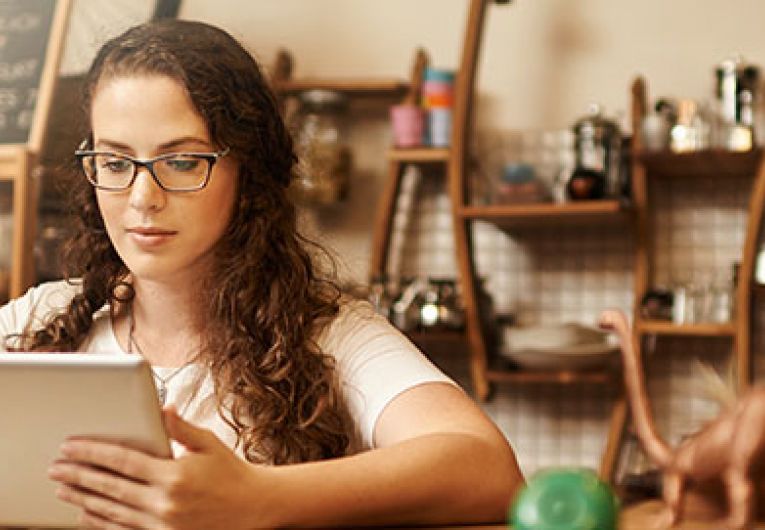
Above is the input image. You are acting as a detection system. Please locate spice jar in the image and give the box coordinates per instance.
[289,89,352,205]
[670,99,710,153]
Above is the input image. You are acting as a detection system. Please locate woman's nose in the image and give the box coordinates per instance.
[128,166,166,212]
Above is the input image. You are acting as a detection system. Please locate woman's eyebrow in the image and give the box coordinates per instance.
[93,139,132,152]
[157,137,212,151]
[93,137,212,153]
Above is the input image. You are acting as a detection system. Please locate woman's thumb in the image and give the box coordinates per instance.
[163,407,218,452]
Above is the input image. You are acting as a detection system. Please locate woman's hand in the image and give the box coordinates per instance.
[48,408,270,529]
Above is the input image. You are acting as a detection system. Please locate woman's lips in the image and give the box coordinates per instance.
[126,227,178,248]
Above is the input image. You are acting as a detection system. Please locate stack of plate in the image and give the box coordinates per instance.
[499,322,620,371]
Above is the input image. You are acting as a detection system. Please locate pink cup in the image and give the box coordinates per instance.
[390,104,424,147]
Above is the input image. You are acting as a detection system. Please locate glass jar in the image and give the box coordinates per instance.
[710,274,734,324]
[289,89,352,205]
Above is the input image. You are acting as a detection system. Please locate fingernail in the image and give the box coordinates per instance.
[47,465,61,479]
[59,442,73,456]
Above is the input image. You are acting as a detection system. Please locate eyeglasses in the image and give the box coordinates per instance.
[74,146,231,192]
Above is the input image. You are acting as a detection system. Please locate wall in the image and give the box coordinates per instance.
[178,0,765,283]
[181,0,765,132]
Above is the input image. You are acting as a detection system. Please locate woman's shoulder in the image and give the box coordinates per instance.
[0,279,83,336]
[327,297,386,336]
[12,279,82,309]
[318,296,412,357]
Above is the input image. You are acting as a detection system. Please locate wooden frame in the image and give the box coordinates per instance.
[447,0,490,401]
[2,0,72,299]
[28,0,71,154]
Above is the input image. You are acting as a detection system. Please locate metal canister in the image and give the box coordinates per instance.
[571,104,622,198]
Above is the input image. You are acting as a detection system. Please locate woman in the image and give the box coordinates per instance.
[0,19,523,528]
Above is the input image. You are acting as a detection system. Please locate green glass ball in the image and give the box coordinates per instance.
[510,468,619,530]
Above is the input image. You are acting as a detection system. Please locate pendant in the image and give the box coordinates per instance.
[157,382,167,405]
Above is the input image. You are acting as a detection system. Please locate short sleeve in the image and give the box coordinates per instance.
[318,301,456,449]
[0,281,81,349]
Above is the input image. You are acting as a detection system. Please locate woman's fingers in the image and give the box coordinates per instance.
[79,509,137,530]
[48,461,153,509]
[59,439,171,483]
[56,483,158,529]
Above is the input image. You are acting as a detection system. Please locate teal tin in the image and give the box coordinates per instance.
[423,67,455,83]
[510,468,619,530]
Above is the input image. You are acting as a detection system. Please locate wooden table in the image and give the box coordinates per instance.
[7,502,765,529]
[417,500,765,529]
[618,500,765,529]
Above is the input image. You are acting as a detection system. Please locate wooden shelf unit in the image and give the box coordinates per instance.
[486,368,615,385]
[458,200,630,230]
[637,319,737,337]
[629,77,765,388]
[405,330,465,345]
[639,148,762,179]
[387,147,451,163]
[597,76,765,485]
[369,0,626,482]
[367,0,637,482]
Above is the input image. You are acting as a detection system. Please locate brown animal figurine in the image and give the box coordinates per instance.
[599,309,765,530]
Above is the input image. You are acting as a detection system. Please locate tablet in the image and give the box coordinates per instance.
[0,353,171,528]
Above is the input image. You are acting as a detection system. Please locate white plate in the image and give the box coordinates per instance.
[503,322,610,352]
[499,342,620,371]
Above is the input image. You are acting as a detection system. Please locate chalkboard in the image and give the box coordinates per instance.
[0,0,60,145]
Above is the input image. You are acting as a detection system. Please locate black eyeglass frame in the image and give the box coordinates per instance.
[74,146,231,192]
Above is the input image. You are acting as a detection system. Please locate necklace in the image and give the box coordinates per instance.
[127,305,196,405]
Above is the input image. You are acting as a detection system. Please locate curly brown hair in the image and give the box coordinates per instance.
[9,19,353,464]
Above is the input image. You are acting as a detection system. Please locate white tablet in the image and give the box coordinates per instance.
[0,353,171,528]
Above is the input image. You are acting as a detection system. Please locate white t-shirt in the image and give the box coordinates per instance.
[0,281,454,457]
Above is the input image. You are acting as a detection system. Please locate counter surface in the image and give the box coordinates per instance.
[6,500,765,529]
